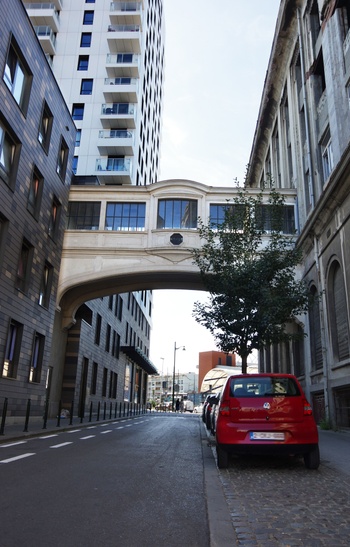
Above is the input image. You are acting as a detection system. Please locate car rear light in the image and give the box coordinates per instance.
[219,400,230,416]
[303,399,313,416]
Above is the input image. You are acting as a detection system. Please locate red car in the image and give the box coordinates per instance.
[214,373,320,470]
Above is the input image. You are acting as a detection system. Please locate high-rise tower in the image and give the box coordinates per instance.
[24,0,165,186]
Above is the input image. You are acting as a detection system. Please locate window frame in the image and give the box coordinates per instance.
[72,103,85,121]
[105,202,146,231]
[27,166,44,220]
[0,118,21,189]
[56,136,69,181]
[77,55,89,71]
[83,10,94,25]
[38,261,54,308]
[29,332,45,383]
[48,196,61,241]
[2,319,23,379]
[80,78,93,95]
[38,101,53,153]
[80,32,92,48]
[67,201,101,230]
[156,199,198,229]
[3,38,32,114]
[16,238,34,293]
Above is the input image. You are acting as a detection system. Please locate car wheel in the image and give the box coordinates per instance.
[216,445,229,469]
[304,445,320,470]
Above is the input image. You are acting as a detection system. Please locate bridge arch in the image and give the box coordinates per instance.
[59,179,297,328]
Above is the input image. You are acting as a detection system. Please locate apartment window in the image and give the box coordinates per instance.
[0,119,20,188]
[0,214,9,268]
[27,167,43,219]
[83,11,94,25]
[38,101,53,152]
[16,238,33,293]
[67,201,101,230]
[3,39,31,113]
[29,332,45,383]
[80,79,93,95]
[255,205,296,234]
[86,0,95,3]
[309,285,323,371]
[80,33,92,47]
[95,313,102,345]
[72,156,78,175]
[2,319,23,379]
[321,129,333,182]
[112,372,118,399]
[157,199,197,229]
[105,324,111,352]
[102,367,108,397]
[91,362,98,395]
[72,103,84,120]
[77,55,89,71]
[38,262,53,308]
[48,196,61,240]
[75,129,82,147]
[56,137,69,181]
[328,261,350,362]
[105,202,146,231]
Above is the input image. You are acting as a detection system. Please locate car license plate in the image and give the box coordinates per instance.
[250,432,285,441]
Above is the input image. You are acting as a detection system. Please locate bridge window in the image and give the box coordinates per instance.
[67,201,101,230]
[209,204,295,234]
[105,202,146,231]
[157,199,197,229]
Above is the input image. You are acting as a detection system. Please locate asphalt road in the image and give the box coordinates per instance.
[0,415,210,547]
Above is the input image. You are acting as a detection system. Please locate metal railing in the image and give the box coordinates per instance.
[101,103,135,115]
[110,2,142,12]
[95,157,132,173]
[98,129,134,140]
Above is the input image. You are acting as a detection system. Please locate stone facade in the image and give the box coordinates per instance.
[246,0,350,427]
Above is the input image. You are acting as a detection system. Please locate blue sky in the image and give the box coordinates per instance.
[149,0,281,374]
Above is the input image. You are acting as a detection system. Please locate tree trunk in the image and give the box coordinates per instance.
[241,354,248,374]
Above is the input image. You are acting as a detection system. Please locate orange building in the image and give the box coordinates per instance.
[198,351,237,394]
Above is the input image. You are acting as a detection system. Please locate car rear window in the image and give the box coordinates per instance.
[229,377,301,397]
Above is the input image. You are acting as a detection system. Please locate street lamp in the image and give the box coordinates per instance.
[172,341,185,411]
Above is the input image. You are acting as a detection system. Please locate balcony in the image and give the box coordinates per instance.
[95,157,133,184]
[103,77,138,103]
[100,103,136,129]
[106,53,140,78]
[97,129,135,156]
[25,3,60,32]
[109,2,143,26]
[34,25,57,55]
[107,24,141,54]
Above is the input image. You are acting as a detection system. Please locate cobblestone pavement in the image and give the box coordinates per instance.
[216,453,350,546]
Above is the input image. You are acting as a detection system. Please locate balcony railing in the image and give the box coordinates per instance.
[98,129,134,141]
[96,158,132,173]
[108,24,140,32]
[101,103,135,115]
[34,25,56,45]
[25,2,58,8]
[104,77,138,87]
[110,2,142,11]
[106,53,140,65]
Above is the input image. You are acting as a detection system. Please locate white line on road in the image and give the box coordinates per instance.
[87,426,97,429]
[100,430,112,434]
[67,429,82,434]
[115,426,124,430]
[49,442,73,449]
[0,453,35,463]
[80,435,95,440]
[0,441,27,448]
[38,435,58,439]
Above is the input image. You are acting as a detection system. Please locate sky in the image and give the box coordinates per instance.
[148,0,281,375]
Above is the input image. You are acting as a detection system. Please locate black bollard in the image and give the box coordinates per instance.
[89,401,93,422]
[0,397,8,435]
[23,398,31,432]
[42,398,49,429]
[56,400,62,427]
[70,400,74,425]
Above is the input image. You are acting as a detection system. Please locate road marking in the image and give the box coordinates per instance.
[100,430,112,434]
[0,453,35,463]
[38,435,58,439]
[80,435,95,440]
[115,426,124,430]
[0,441,27,448]
[126,424,132,427]
[49,442,73,449]
[87,426,97,429]
[67,429,82,433]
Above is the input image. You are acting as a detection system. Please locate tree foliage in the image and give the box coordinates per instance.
[191,186,310,373]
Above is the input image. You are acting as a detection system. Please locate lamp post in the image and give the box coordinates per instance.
[172,342,185,411]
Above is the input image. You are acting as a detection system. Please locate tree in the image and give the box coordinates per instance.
[191,186,311,374]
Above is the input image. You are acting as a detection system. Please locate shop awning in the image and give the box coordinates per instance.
[121,346,158,375]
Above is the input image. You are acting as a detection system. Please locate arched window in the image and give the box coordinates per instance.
[328,261,350,362]
[309,285,323,371]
